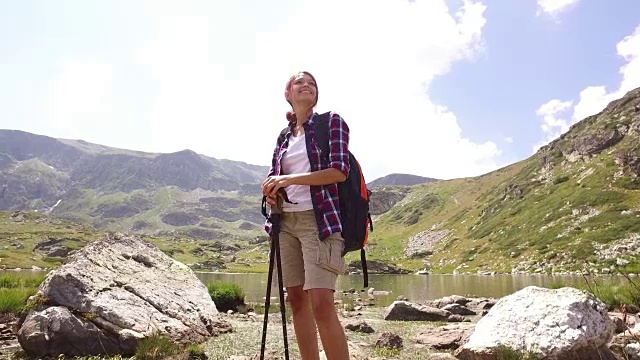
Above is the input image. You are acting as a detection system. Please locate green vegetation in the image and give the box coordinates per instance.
[2,89,640,277]
[495,344,541,360]
[207,281,246,313]
[134,333,206,360]
[0,273,45,313]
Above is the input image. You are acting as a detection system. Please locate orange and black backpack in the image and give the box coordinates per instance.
[312,112,373,287]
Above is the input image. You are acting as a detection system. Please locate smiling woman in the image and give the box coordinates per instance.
[261,71,351,360]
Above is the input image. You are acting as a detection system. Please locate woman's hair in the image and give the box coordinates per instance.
[285,71,318,131]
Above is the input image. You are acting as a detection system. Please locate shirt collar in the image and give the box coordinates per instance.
[284,112,318,137]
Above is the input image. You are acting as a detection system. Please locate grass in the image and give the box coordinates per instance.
[207,281,246,313]
[494,344,541,360]
[9,335,207,360]
[202,305,460,360]
[0,273,45,313]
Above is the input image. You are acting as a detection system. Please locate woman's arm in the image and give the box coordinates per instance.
[262,113,351,196]
[327,112,350,178]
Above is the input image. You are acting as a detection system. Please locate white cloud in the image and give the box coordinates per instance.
[532,99,572,153]
[534,24,640,152]
[32,0,500,181]
[130,0,500,181]
[504,137,513,143]
[43,59,114,139]
[536,0,579,18]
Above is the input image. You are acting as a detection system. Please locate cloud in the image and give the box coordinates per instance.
[32,0,500,181]
[43,58,114,138]
[534,24,640,152]
[536,0,580,18]
[130,0,500,181]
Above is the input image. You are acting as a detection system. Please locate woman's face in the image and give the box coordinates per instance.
[288,72,317,106]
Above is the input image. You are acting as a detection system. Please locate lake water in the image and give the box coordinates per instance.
[195,272,624,307]
[3,270,623,308]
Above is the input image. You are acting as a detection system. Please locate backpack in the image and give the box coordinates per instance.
[310,112,374,287]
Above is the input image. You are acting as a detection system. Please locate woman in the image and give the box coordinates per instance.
[261,71,350,360]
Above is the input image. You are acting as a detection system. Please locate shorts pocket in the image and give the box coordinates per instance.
[316,236,345,275]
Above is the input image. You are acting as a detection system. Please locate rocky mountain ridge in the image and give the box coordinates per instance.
[2,87,640,275]
[367,173,440,188]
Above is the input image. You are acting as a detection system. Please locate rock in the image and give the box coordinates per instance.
[415,324,474,350]
[17,233,231,358]
[375,332,403,350]
[567,127,624,159]
[383,301,450,321]
[404,229,450,258]
[345,321,374,333]
[33,237,74,258]
[626,343,640,360]
[0,323,15,341]
[442,303,476,316]
[614,145,640,176]
[447,314,470,323]
[426,353,458,360]
[346,260,411,275]
[455,286,616,360]
[369,189,407,215]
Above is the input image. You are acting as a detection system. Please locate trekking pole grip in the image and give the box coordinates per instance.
[272,188,287,215]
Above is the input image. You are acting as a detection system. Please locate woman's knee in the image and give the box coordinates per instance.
[286,286,308,310]
[308,289,337,320]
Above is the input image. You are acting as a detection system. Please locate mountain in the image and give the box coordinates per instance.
[0,130,270,241]
[2,87,640,275]
[367,173,439,188]
[366,86,640,274]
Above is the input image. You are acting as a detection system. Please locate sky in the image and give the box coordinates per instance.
[1,0,640,182]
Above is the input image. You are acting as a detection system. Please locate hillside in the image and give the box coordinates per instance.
[367,173,439,188]
[362,86,640,275]
[0,130,270,242]
[0,210,269,273]
[1,87,640,275]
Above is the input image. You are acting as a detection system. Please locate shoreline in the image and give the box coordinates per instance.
[0,267,635,278]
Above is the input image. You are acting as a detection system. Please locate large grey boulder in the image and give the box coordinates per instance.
[456,286,616,360]
[17,233,231,358]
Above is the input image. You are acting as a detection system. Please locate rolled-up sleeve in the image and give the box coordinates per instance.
[328,113,350,177]
[266,132,285,177]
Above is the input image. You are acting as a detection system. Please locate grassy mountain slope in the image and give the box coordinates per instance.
[2,88,639,275]
[0,210,273,273]
[0,130,269,242]
[357,87,640,274]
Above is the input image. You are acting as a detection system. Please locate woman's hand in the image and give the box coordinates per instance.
[262,175,292,198]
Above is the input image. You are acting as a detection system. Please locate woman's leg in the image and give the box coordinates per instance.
[308,288,349,360]
[277,212,320,360]
[287,285,319,360]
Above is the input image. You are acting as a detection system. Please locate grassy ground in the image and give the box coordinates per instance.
[0,210,266,272]
[201,304,457,360]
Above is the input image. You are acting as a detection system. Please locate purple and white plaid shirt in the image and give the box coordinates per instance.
[264,112,350,240]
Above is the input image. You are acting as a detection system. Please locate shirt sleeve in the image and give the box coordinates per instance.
[328,112,350,177]
[266,132,284,177]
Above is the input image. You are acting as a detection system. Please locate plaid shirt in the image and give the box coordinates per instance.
[264,112,350,240]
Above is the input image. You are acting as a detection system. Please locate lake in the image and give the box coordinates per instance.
[195,272,624,307]
[3,270,623,308]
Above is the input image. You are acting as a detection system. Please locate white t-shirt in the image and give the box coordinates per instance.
[280,132,314,211]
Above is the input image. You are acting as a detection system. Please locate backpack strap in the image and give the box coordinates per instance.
[311,112,332,159]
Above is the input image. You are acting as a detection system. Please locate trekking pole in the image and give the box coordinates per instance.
[259,190,290,360]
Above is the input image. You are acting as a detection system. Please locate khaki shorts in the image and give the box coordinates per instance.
[276,210,345,291]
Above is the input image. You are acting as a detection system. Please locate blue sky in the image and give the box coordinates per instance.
[1,0,639,181]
